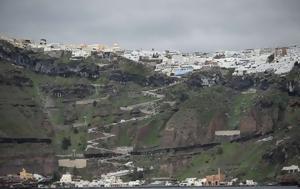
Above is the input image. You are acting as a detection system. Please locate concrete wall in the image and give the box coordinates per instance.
[58,159,87,168]
[215,130,240,136]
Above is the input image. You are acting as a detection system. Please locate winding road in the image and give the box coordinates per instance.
[84,80,182,167]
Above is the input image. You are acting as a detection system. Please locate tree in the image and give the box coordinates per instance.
[93,100,97,107]
[61,137,71,150]
[73,128,79,134]
[52,171,61,182]
[130,168,144,180]
[179,93,189,102]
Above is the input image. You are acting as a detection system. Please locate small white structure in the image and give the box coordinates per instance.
[182,178,197,186]
[128,180,142,187]
[282,165,300,173]
[215,130,241,136]
[245,180,258,186]
[179,182,189,186]
[239,180,258,186]
[103,170,131,177]
[33,174,45,182]
[60,173,72,184]
[112,43,121,52]
[102,176,127,187]
[71,49,90,59]
[74,180,90,188]
[124,161,133,167]
[44,43,65,51]
[165,181,173,186]
[194,178,207,186]
[256,136,273,143]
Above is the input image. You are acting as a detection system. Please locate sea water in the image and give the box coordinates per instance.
[75,187,298,189]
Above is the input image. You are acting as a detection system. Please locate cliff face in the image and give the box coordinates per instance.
[160,110,226,148]
[0,40,176,87]
[239,100,279,135]
[0,61,58,175]
[0,40,101,79]
[161,109,206,148]
[158,65,300,148]
[86,64,298,154]
[0,42,179,177]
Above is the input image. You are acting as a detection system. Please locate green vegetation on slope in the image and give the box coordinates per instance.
[137,111,174,147]
[53,127,87,154]
[227,92,257,129]
[0,62,46,137]
[119,61,152,77]
[174,86,234,128]
[177,141,277,182]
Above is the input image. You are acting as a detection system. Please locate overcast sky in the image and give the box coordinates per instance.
[0,0,300,52]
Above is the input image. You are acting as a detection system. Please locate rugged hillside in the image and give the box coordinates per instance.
[0,40,174,177]
[0,61,57,175]
[116,65,300,183]
[0,40,299,183]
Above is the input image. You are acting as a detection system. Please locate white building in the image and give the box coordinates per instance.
[71,49,91,59]
[282,165,300,173]
[194,178,207,186]
[128,180,143,187]
[44,43,66,51]
[60,173,72,184]
[183,178,197,186]
[123,49,163,62]
[244,180,258,186]
[74,180,90,188]
[33,174,45,182]
[123,50,140,62]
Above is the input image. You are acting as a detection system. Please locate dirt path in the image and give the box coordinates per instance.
[84,80,183,167]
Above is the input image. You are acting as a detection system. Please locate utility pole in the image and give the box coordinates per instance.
[83,115,87,127]
[95,85,98,96]
[72,149,76,159]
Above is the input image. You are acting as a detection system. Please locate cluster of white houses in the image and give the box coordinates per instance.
[1,35,299,77]
[56,165,300,187]
[0,35,122,60]
[1,164,299,187]
[58,171,144,188]
[151,47,299,77]
[123,46,300,77]
[56,168,260,188]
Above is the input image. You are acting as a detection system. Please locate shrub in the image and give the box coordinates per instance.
[216,147,223,155]
[61,137,71,150]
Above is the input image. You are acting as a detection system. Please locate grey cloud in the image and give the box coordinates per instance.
[0,0,299,52]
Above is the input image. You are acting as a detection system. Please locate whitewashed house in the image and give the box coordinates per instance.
[60,173,72,184]
[282,165,300,173]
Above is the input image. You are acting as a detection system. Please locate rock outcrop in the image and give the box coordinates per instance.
[0,40,101,79]
[41,84,95,99]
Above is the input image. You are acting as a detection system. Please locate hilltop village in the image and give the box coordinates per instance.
[0,35,300,188]
[2,35,299,77]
